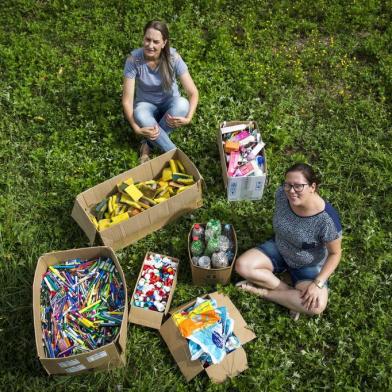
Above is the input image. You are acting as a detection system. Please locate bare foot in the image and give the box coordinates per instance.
[236,280,268,298]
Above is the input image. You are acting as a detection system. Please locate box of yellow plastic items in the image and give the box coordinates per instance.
[72,149,204,250]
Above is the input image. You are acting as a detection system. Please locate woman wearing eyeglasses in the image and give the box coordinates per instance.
[236,163,342,319]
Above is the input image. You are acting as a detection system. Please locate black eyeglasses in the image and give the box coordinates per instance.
[283,182,309,192]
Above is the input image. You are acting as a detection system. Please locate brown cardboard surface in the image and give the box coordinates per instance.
[159,291,256,383]
[160,316,203,381]
[72,149,204,250]
[128,252,179,330]
[188,224,238,286]
[217,121,268,201]
[205,348,248,383]
[32,246,128,375]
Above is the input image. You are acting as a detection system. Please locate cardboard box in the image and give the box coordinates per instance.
[32,246,128,375]
[160,291,256,383]
[188,224,238,286]
[72,148,204,250]
[129,252,179,329]
[217,121,268,201]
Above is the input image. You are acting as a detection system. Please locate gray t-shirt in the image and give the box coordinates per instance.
[123,48,188,105]
[273,187,342,268]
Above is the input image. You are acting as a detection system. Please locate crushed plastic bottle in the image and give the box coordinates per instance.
[211,252,229,268]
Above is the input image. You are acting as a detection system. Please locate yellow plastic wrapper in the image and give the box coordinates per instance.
[92,158,194,231]
[172,300,220,338]
[162,167,173,181]
[110,212,129,225]
[169,159,178,173]
[176,159,185,173]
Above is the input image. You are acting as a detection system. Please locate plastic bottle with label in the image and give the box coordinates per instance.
[191,236,204,257]
[192,223,204,239]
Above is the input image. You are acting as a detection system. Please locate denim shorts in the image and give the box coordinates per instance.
[256,239,327,287]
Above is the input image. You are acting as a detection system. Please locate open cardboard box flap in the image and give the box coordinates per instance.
[159,291,256,382]
[205,347,248,383]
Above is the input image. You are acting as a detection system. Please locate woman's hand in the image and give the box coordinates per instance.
[137,125,160,141]
[165,113,191,128]
[300,282,322,311]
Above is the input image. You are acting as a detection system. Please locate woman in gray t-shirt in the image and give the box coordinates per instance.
[122,20,199,163]
[236,163,342,319]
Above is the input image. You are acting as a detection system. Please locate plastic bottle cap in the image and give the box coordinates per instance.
[194,223,200,229]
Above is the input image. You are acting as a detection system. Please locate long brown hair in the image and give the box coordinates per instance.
[143,20,174,91]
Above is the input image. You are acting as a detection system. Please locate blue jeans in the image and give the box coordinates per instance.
[133,96,190,152]
[256,239,327,286]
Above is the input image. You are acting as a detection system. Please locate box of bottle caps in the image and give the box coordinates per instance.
[129,252,179,329]
[217,121,267,201]
[72,148,204,250]
[188,219,238,286]
[32,246,128,375]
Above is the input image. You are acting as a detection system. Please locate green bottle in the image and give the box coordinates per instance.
[205,219,221,241]
[191,236,204,257]
[205,236,220,256]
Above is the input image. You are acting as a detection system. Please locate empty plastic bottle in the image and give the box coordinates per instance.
[191,236,204,257]
[192,223,205,239]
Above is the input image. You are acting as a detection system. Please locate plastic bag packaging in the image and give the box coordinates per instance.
[172,299,220,338]
[189,339,204,361]
[188,320,226,364]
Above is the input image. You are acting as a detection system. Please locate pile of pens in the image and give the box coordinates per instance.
[40,257,125,358]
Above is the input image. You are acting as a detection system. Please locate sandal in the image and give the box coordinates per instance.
[236,280,267,298]
[139,143,150,164]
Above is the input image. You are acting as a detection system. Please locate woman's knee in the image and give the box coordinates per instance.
[235,255,249,277]
[235,249,273,277]
[169,97,189,117]
[134,102,158,127]
[308,302,327,316]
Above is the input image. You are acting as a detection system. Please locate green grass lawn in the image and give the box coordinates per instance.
[1,0,391,390]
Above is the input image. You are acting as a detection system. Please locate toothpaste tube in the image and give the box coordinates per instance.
[233,130,250,141]
[239,135,256,146]
[247,141,266,160]
[235,159,264,177]
[227,151,240,176]
[234,161,255,177]
[220,123,250,134]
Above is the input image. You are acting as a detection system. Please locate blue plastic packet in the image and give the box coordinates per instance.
[189,339,204,360]
[188,319,226,364]
[199,352,212,367]
[225,334,241,352]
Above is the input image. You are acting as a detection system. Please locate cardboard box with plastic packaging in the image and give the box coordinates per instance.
[217,121,267,201]
[160,291,256,383]
[72,148,204,250]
